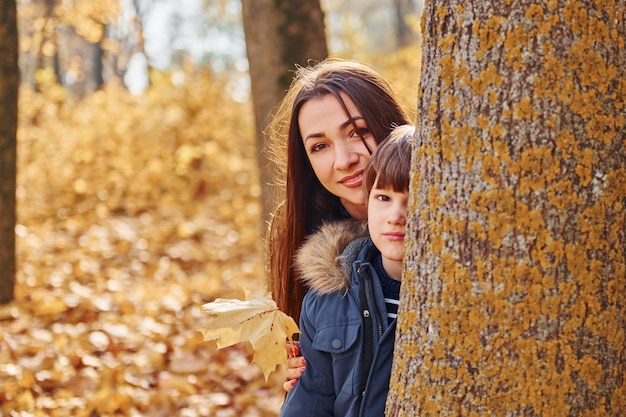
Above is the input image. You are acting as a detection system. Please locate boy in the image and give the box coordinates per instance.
[280,125,414,417]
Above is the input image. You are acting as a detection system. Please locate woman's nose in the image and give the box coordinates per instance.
[334,143,360,170]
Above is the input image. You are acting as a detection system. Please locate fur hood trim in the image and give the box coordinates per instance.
[295,219,369,295]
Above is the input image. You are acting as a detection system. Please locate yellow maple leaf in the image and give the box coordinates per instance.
[199,290,300,380]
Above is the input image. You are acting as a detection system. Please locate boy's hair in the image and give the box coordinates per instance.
[363,124,415,197]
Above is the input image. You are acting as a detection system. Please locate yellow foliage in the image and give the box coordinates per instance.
[10,69,276,415]
[9,42,422,415]
[18,69,259,228]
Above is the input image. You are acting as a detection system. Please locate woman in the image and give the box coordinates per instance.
[265,58,411,389]
[280,125,414,417]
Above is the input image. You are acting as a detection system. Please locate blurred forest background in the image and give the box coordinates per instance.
[1,0,422,415]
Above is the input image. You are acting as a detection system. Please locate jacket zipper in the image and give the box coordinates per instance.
[358,263,384,417]
[364,265,383,339]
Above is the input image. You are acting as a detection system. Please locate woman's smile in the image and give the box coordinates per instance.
[339,170,364,188]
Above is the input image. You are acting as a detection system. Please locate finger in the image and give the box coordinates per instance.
[285,365,306,380]
[286,356,306,369]
[283,379,297,393]
[286,341,301,357]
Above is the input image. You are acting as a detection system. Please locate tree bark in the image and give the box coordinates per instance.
[388,1,626,416]
[0,0,19,304]
[241,0,328,226]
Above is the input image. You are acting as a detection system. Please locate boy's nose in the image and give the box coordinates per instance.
[389,205,407,224]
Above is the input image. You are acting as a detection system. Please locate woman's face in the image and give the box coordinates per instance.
[298,93,377,219]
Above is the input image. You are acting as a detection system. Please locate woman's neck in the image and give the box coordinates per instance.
[340,199,367,220]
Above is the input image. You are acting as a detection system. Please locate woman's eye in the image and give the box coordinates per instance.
[376,194,391,202]
[310,143,327,153]
[348,127,369,140]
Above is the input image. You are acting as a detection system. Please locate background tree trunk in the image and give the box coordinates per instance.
[393,0,422,47]
[388,1,625,415]
[38,0,61,86]
[241,0,328,227]
[0,0,19,304]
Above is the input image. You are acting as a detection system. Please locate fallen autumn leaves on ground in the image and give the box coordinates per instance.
[0,74,287,416]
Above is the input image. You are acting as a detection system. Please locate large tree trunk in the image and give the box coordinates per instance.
[0,0,19,304]
[388,1,625,416]
[241,0,328,226]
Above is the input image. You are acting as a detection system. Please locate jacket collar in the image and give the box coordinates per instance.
[295,219,369,295]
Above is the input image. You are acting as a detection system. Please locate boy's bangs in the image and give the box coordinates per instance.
[372,148,410,192]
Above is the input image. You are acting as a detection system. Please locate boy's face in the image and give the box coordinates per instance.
[367,180,408,280]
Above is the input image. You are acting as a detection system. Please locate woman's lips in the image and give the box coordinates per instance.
[339,171,364,188]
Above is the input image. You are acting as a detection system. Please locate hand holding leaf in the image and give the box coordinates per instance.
[199,290,300,380]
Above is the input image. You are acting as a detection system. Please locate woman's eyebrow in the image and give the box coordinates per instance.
[303,132,323,142]
[303,116,365,143]
[340,116,364,130]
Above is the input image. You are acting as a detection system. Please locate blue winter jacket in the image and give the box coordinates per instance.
[280,220,397,417]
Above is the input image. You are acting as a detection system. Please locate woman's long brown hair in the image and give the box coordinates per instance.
[265,59,411,323]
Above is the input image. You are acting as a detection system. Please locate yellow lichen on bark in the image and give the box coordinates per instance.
[439,33,456,53]
[440,119,455,163]
[525,4,545,21]
[477,15,505,59]
[470,221,486,241]
[513,97,537,121]
[488,89,499,105]
[535,55,565,98]
[444,95,459,116]
[481,154,501,186]
[533,238,565,269]
[515,207,544,234]
[455,124,478,160]
[563,0,589,33]
[604,168,626,207]
[558,77,576,106]
[570,88,601,120]
[573,148,594,187]
[514,146,559,194]
[438,54,456,88]
[503,25,529,71]
[555,130,576,158]
[492,140,512,163]
[470,63,504,96]
[436,4,447,21]
[577,46,610,89]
